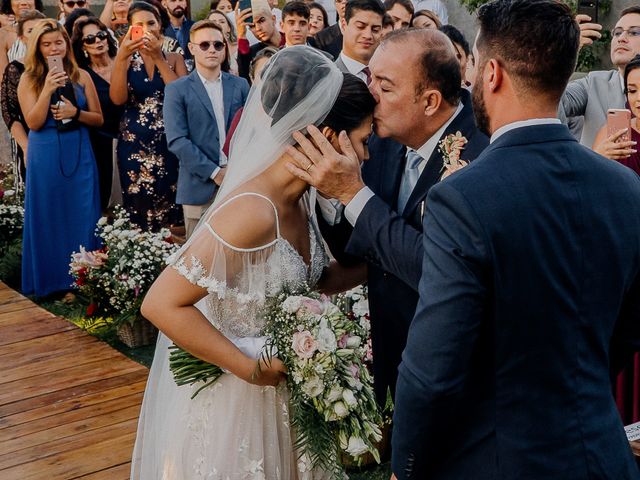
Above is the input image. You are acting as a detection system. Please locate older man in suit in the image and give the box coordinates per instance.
[392,1,640,479]
[287,28,488,404]
[164,20,249,238]
[559,5,640,147]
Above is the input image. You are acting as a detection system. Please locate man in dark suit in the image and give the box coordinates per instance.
[286,28,488,404]
[164,20,249,238]
[391,1,640,479]
[309,0,346,58]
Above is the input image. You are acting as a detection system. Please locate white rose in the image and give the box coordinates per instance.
[346,336,361,348]
[352,299,369,317]
[346,436,368,457]
[103,225,113,233]
[326,384,343,403]
[316,318,337,352]
[3,189,14,197]
[113,218,126,228]
[282,296,303,313]
[333,401,348,419]
[342,388,357,407]
[302,376,324,398]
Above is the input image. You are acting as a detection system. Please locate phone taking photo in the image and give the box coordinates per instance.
[607,108,632,143]
[130,25,144,41]
[238,0,253,24]
[577,0,599,24]
[46,55,63,73]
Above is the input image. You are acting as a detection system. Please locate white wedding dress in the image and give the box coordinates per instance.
[131,192,332,480]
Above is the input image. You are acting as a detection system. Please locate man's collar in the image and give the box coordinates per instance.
[196,69,222,85]
[412,102,464,159]
[490,118,561,143]
[340,52,367,75]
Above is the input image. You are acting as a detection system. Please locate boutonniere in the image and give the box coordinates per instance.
[439,131,469,179]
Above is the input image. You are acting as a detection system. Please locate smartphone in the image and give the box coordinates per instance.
[607,108,632,143]
[130,25,144,41]
[577,0,599,24]
[46,55,63,73]
[238,0,252,24]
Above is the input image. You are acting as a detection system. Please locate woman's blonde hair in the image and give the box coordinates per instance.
[23,19,80,96]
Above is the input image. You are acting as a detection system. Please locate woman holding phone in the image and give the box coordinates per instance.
[17,19,103,297]
[110,1,186,232]
[592,55,640,174]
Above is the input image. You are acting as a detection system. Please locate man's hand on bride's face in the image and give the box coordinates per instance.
[285,125,365,206]
[247,357,287,387]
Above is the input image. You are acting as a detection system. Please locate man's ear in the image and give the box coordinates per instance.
[421,88,443,117]
[339,17,346,34]
[485,58,503,93]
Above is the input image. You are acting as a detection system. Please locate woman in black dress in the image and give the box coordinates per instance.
[71,17,123,211]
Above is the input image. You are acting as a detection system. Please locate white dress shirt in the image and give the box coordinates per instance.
[339,53,369,84]
[342,102,463,226]
[490,118,561,144]
[197,70,227,180]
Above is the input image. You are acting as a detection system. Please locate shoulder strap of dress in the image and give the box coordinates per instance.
[203,192,281,250]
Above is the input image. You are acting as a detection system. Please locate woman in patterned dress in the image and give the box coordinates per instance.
[110,1,186,231]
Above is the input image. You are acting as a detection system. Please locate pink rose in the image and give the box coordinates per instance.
[291,330,318,359]
[348,363,360,380]
[338,333,349,348]
[301,298,323,315]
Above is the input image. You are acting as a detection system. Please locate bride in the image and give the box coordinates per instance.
[132,46,376,479]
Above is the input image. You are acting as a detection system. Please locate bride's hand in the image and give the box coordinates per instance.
[246,357,287,387]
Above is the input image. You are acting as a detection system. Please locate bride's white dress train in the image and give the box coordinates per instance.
[131,193,330,480]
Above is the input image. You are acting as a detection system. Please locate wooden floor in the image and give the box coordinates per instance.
[0,283,149,479]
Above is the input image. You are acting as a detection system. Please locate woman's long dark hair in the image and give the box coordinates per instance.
[322,73,376,133]
[71,18,118,70]
[308,2,329,32]
[624,54,640,95]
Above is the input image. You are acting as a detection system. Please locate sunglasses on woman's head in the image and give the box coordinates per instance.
[64,0,86,7]
[83,30,109,44]
[193,40,225,52]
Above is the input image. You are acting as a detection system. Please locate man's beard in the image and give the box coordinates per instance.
[171,6,185,18]
[471,74,491,137]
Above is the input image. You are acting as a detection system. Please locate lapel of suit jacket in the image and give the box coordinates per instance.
[221,72,234,128]
[189,70,216,122]
[607,71,625,109]
[402,94,475,216]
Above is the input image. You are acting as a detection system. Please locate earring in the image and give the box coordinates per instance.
[83,50,88,58]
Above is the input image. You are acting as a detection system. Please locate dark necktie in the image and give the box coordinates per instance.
[361,66,371,86]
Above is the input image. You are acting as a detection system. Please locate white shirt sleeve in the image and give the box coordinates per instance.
[210,166,221,181]
[344,187,375,226]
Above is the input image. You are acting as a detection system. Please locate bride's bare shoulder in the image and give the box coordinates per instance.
[206,193,280,250]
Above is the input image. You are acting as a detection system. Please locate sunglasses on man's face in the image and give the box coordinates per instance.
[192,40,225,52]
[83,30,108,45]
[63,0,86,7]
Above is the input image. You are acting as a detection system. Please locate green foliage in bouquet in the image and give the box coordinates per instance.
[69,206,178,327]
[0,165,24,287]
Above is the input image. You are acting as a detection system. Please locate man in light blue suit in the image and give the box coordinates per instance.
[392,1,640,479]
[164,20,249,238]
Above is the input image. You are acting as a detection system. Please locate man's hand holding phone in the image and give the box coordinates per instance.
[576,13,602,48]
[236,6,254,39]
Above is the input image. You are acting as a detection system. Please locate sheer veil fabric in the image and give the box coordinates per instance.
[131,47,343,479]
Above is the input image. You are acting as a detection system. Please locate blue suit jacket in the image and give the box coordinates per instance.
[164,70,249,205]
[392,123,640,480]
[320,89,488,403]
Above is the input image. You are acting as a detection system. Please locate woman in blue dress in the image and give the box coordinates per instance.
[17,19,103,297]
[110,1,186,232]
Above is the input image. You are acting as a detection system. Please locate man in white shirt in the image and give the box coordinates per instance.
[280,1,310,47]
[164,20,249,238]
[334,0,385,84]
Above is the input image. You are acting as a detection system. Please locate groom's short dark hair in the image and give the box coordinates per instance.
[345,0,385,23]
[476,0,579,101]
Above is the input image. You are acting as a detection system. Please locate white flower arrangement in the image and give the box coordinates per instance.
[69,206,178,322]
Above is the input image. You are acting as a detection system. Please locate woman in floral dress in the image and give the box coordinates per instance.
[110,1,186,231]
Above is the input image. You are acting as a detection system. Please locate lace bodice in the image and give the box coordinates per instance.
[168,193,328,338]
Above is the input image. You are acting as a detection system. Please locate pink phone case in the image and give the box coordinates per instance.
[607,109,632,143]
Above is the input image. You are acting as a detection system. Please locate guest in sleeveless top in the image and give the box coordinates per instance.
[1,10,43,188]
[592,54,640,425]
[72,17,123,211]
[0,0,43,81]
[110,1,186,231]
[17,19,103,297]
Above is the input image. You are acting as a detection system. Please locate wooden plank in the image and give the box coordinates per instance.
[0,343,124,384]
[71,462,131,480]
[0,298,37,315]
[0,369,148,417]
[0,333,97,367]
[0,306,53,326]
[0,430,137,480]
[0,381,147,430]
[0,418,138,470]
[0,315,76,346]
[0,401,142,455]
[0,329,93,358]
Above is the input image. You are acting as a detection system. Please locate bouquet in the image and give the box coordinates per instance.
[69,206,177,323]
[169,288,383,476]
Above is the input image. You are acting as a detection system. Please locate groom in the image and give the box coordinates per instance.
[287,28,488,404]
[391,0,640,479]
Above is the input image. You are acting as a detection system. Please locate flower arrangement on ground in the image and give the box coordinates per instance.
[169,288,383,476]
[69,206,177,326]
[0,166,24,286]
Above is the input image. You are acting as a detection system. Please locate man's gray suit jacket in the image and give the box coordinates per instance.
[558,69,625,148]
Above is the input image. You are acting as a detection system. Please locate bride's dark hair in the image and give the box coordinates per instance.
[261,55,375,133]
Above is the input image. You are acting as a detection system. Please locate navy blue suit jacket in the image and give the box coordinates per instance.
[164,70,249,205]
[320,89,488,403]
[392,123,640,480]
